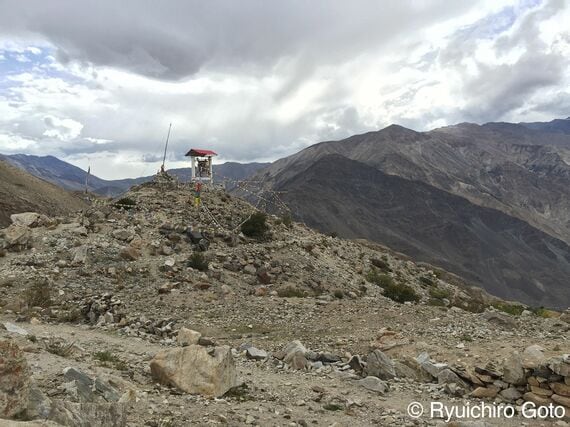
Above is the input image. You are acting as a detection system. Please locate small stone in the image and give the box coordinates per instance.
[177,328,202,346]
[246,347,268,361]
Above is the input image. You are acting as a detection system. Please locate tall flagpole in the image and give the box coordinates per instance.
[161,123,172,172]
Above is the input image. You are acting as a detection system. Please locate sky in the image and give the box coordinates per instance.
[0,0,569,179]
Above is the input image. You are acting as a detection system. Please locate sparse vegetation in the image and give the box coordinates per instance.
[94,351,128,370]
[383,283,420,304]
[532,307,557,318]
[241,212,269,239]
[365,269,394,288]
[419,275,436,287]
[282,213,293,228]
[277,286,307,298]
[114,197,136,210]
[187,252,209,271]
[492,302,526,316]
[429,287,450,300]
[24,278,52,308]
[333,289,344,299]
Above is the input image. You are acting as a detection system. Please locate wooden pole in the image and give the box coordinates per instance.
[161,123,172,172]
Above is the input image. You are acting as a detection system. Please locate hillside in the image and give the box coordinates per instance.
[0,159,87,227]
[1,181,568,426]
[277,154,570,308]
[247,118,570,309]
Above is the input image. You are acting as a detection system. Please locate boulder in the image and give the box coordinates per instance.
[502,351,526,385]
[2,224,32,251]
[150,345,238,397]
[356,376,389,394]
[49,401,127,427]
[500,387,522,401]
[278,341,308,370]
[550,382,570,397]
[438,369,469,389]
[480,311,516,329]
[177,328,201,347]
[0,340,31,418]
[416,352,448,378]
[551,393,570,408]
[364,350,395,380]
[119,246,140,261]
[522,344,546,369]
[245,347,268,361]
[470,386,499,399]
[10,212,44,228]
[523,391,553,406]
[549,356,570,377]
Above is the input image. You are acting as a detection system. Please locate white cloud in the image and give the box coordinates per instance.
[0,0,568,179]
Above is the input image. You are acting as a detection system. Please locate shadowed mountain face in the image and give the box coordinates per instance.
[276,154,570,308]
[0,160,86,227]
[253,118,570,308]
[1,154,268,196]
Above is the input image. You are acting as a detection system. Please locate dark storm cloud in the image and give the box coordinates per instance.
[0,0,476,81]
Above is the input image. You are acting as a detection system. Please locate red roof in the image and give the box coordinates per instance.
[185,148,217,157]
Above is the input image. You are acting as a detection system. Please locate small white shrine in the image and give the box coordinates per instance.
[185,148,217,183]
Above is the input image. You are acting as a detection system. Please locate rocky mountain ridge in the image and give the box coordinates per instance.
[248,118,570,309]
[0,181,568,426]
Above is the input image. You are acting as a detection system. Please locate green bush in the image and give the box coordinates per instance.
[241,212,269,239]
[492,302,526,316]
[114,197,136,210]
[429,287,450,300]
[24,279,52,308]
[419,275,436,287]
[383,283,420,304]
[277,286,307,298]
[188,252,209,271]
[365,269,394,288]
[282,213,293,228]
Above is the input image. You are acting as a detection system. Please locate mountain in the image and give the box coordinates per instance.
[1,154,269,196]
[250,119,570,308]
[0,159,87,227]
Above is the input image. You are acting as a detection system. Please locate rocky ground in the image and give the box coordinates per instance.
[0,181,569,427]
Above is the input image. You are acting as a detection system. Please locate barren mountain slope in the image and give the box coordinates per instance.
[0,159,87,227]
[275,154,570,309]
[254,121,570,246]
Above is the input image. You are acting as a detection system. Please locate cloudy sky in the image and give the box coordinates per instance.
[0,0,569,179]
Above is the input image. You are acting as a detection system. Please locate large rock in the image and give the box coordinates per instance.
[150,345,238,397]
[480,311,517,329]
[10,213,50,228]
[416,352,448,378]
[49,401,127,427]
[522,344,546,369]
[502,351,526,385]
[0,340,31,418]
[550,382,570,397]
[356,376,389,394]
[2,224,32,251]
[549,355,570,377]
[364,350,395,380]
[278,340,308,370]
[438,369,469,389]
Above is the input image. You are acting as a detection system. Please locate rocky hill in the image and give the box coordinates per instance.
[249,119,570,309]
[0,159,87,228]
[0,182,568,426]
